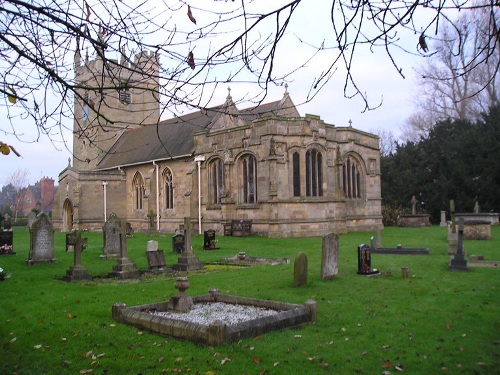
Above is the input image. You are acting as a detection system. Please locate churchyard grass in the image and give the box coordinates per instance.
[0,226,498,374]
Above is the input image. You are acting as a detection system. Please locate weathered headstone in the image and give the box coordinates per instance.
[448,200,458,254]
[62,230,92,282]
[293,252,308,287]
[172,231,185,254]
[172,217,204,271]
[321,233,339,280]
[440,210,447,226]
[146,240,166,270]
[357,244,379,276]
[203,229,219,250]
[101,213,126,259]
[449,218,469,272]
[27,212,57,265]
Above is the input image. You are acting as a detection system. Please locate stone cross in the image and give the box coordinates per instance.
[411,195,417,215]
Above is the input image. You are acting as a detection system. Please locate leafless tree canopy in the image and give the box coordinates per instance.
[402,6,499,141]
[0,0,498,154]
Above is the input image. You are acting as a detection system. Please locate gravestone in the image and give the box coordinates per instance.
[62,230,92,282]
[172,217,204,271]
[203,229,219,250]
[27,212,57,265]
[101,213,126,259]
[0,230,14,255]
[440,210,447,226]
[172,231,185,254]
[447,200,458,254]
[146,240,166,271]
[357,244,379,276]
[449,218,469,272]
[321,233,339,280]
[293,252,308,287]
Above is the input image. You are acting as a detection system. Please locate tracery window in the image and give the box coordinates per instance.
[209,158,224,205]
[305,149,323,197]
[342,156,362,199]
[163,168,174,209]
[241,154,257,204]
[132,172,145,210]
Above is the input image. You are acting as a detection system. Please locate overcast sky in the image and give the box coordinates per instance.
[0,1,426,187]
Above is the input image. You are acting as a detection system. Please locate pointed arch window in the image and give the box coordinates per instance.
[132,172,145,210]
[292,152,301,197]
[342,156,362,199]
[241,154,257,204]
[163,168,174,209]
[306,149,323,197]
[209,158,224,205]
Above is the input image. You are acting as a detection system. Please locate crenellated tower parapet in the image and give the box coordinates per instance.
[73,48,160,171]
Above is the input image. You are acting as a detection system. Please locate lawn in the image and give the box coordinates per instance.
[0,225,498,375]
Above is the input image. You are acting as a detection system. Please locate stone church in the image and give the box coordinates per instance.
[52,49,382,237]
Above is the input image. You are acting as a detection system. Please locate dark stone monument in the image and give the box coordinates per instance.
[63,230,92,282]
[172,217,204,272]
[101,213,125,259]
[321,233,339,280]
[146,240,166,271]
[172,231,185,254]
[3,214,12,230]
[0,230,14,255]
[27,212,57,265]
[449,218,469,272]
[293,252,308,287]
[357,244,379,276]
[203,229,219,250]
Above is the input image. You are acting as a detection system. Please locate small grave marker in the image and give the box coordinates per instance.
[357,244,379,276]
[449,218,469,272]
[146,240,166,270]
[62,230,92,282]
[172,231,185,254]
[102,213,126,259]
[294,252,308,287]
[203,229,219,250]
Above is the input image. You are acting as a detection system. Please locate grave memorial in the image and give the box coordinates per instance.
[27,212,57,265]
[357,244,379,276]
[62,230,92,282]
[172,231,185,254]
[203,229,219,250]
[172,217,204,271]
[321,233,339,280]
[293,252,308,287]
[66,231,88,252]
[449,218,469,272]
[397,195,431,227]
[0,215,14,255]
[101,213,126,259]
[146,240,166,271]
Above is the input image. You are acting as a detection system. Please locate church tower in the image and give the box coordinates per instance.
[73,45,160,171]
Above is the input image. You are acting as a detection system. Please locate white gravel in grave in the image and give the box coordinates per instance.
[149,302,280,326]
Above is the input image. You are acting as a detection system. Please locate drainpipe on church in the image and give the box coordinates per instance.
[102,181,108,221]
[153,161,160,231]
[194,155,205,234]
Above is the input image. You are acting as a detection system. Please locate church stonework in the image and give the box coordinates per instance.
[52,50,382,237]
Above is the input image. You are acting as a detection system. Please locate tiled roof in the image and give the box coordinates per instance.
[97,95,299,170]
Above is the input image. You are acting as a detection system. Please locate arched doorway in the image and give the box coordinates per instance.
[62,199,73,232]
